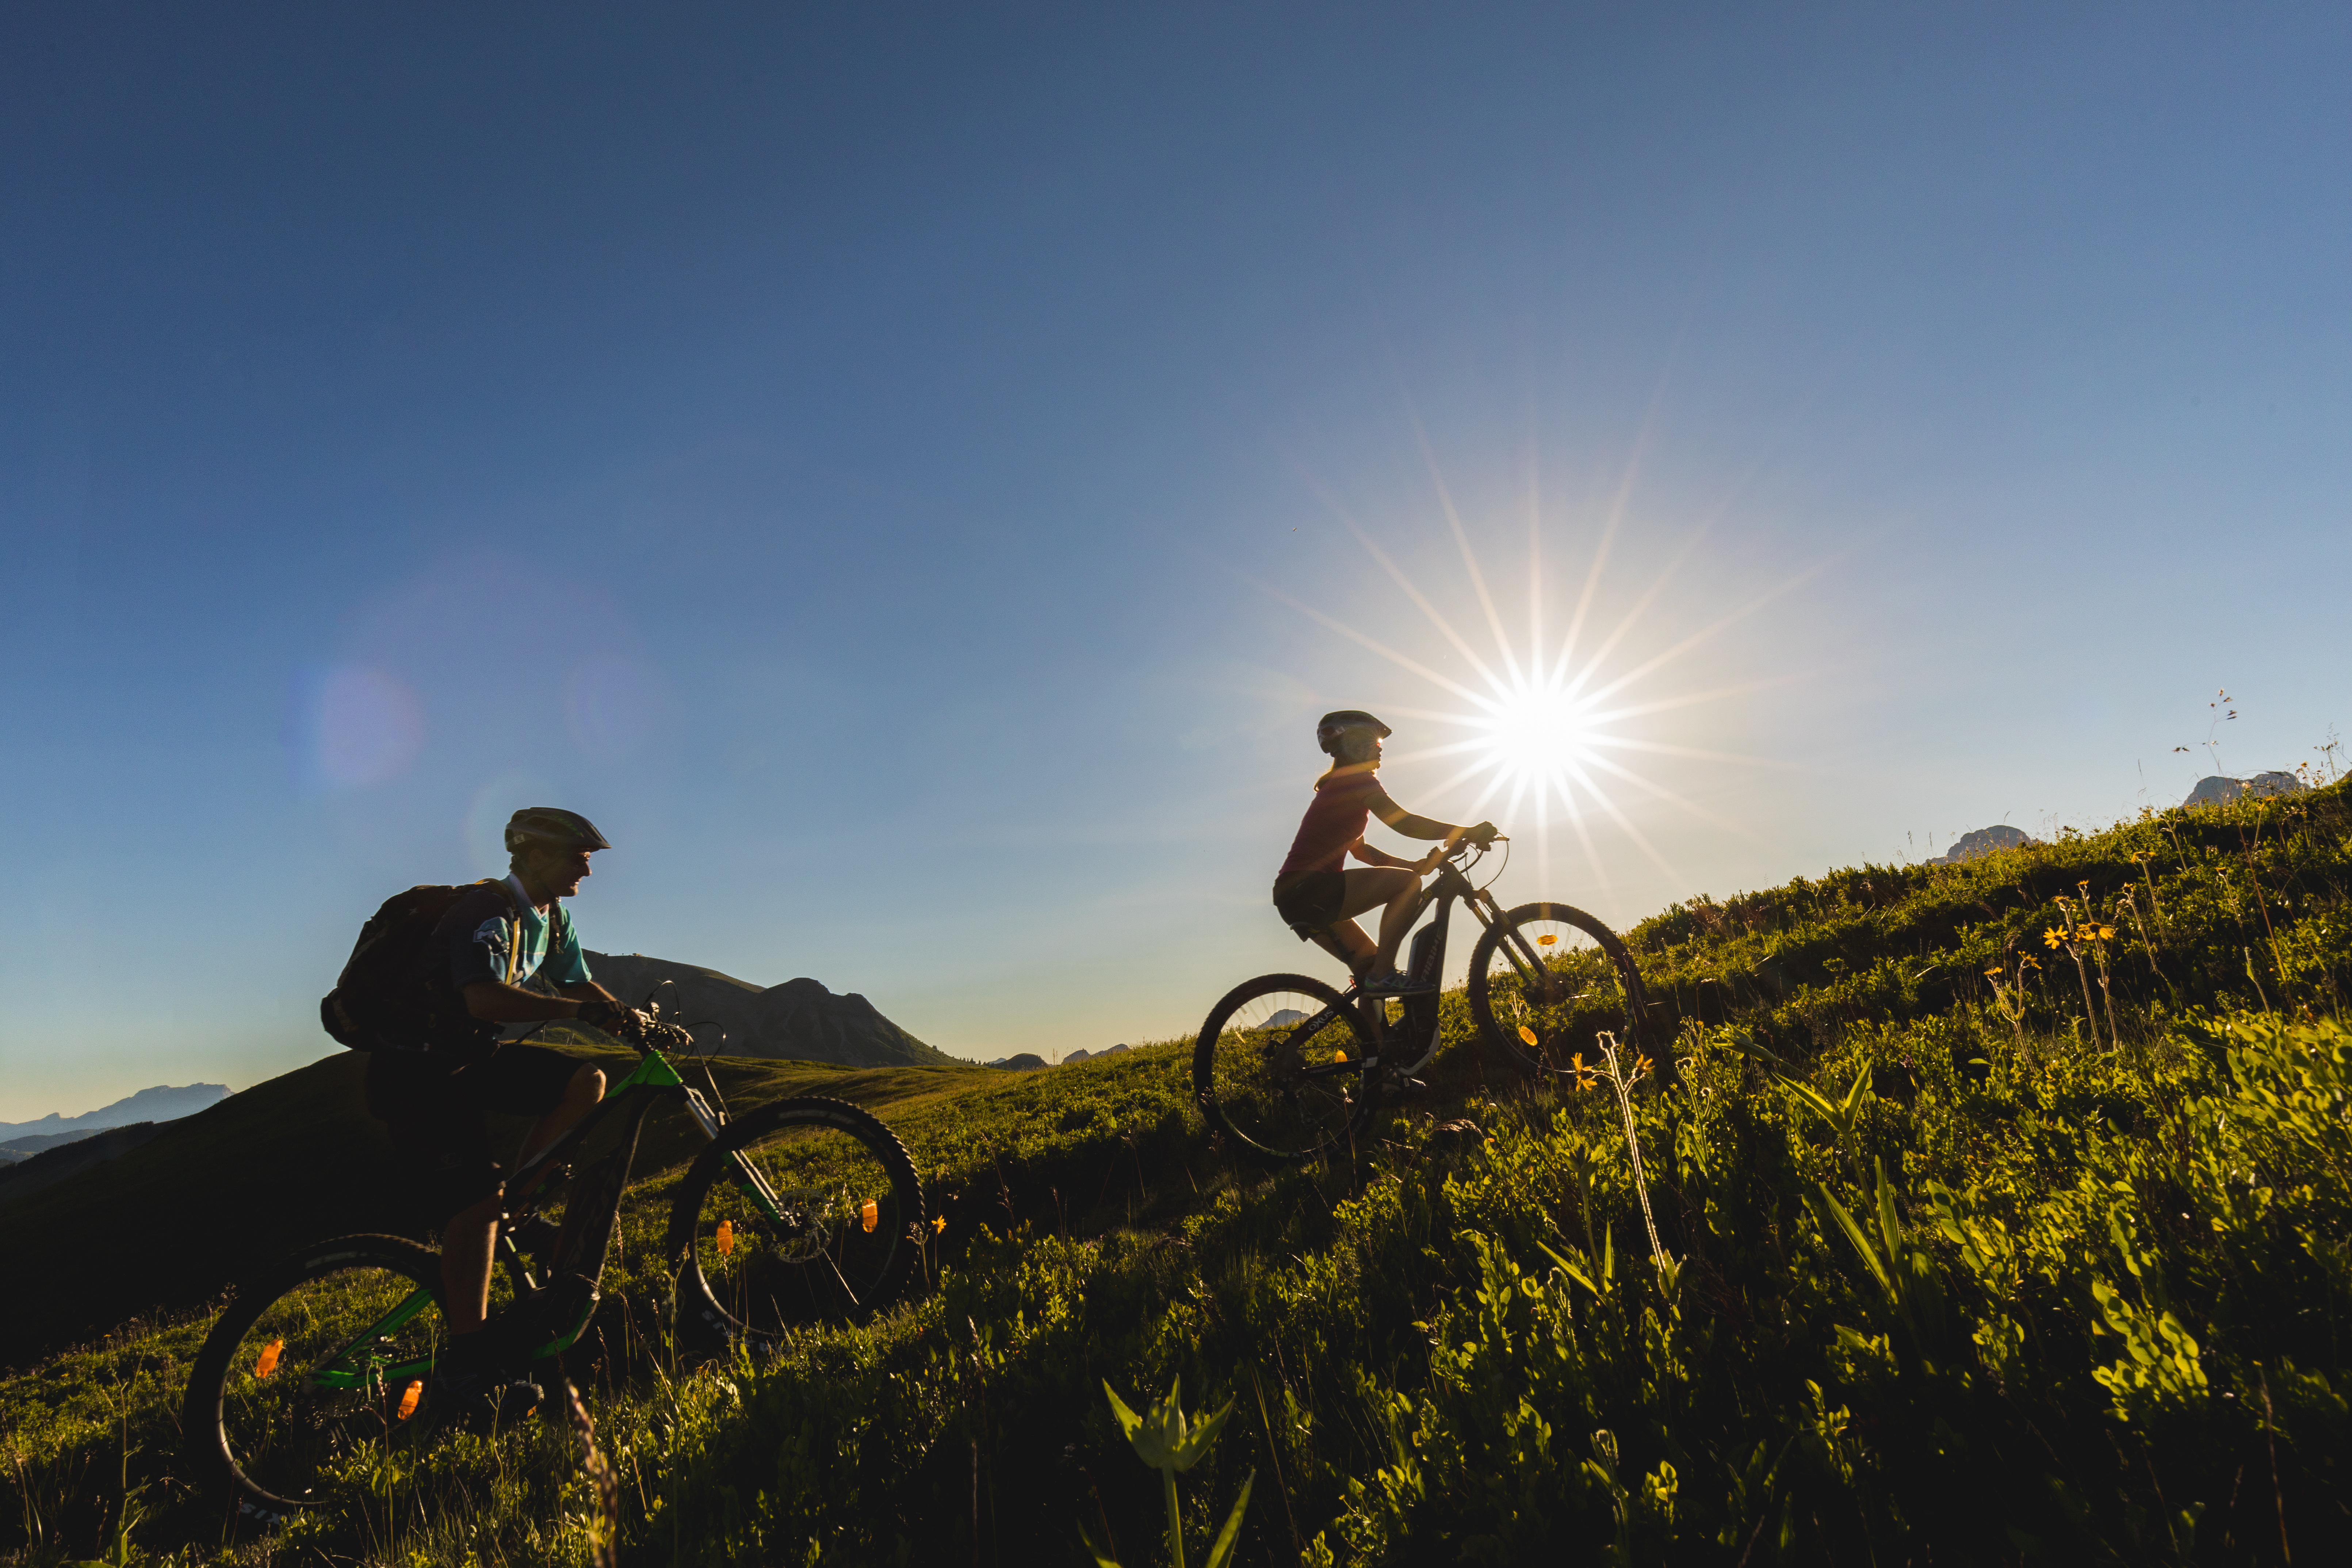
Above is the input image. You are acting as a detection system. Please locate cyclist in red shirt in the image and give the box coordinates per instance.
[1273,710,1495,995]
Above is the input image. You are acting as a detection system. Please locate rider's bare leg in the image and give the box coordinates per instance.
[1309,922,1378,976]
[1334,868,1421,980]
[441,1192,503,1335]
[511,1066,605,1199]
[441,1066,608,1338]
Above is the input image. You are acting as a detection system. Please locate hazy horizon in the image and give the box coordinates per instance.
[5,5,2348,1121]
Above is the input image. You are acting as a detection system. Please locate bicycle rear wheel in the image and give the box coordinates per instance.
[667,1096,925,1347]
[1192,973,1376,1161]
[183,1234,446,1523]
[1467,902,1655,1080]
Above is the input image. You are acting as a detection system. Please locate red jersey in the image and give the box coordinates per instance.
[1276,767,1389,887]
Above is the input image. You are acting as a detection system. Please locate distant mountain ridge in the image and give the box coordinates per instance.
[585,952,956,1068]
[0,1084,229,1147]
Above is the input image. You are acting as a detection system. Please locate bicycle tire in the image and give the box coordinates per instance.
[183,1233,447,1523]
[1192,972,1377,1162]
[1467,902,1657,1080]
[666,1095,926,1347]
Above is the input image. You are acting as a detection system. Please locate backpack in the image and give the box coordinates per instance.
[320,879,539,1053]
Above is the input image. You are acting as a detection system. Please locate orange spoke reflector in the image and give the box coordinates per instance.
[1537,934,1557,946]
[715,1219,734,1257]
[254,1339,283,1379]
[395,1380,422,1421]
[861,1199,879,1233]
[1518,1025,1540,1047]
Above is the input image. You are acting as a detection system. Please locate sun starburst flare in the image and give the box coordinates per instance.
[1258,461,1820,904]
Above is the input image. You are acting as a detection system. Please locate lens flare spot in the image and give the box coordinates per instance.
[860,1199,879,1234]
[715,1219,734,1257]
[1518,1025,1540,1047]
[395,1380,422,1420]
[254,1338,283,1379]
[562,656,663,756]
[295,667,424,789]
[1537,934,1557,946]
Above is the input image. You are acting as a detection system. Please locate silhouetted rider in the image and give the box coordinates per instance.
[362,806,641,1421]
[1272,711,1496,995]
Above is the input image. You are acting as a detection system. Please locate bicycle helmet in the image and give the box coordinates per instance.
[504,806,612,854]
[1315,710,1392,757]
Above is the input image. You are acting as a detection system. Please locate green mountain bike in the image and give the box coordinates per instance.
[1194,836,1656,1160]
[182,1006,927,1523]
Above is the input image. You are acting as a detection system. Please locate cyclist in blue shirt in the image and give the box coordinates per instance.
[363,806,642,1419]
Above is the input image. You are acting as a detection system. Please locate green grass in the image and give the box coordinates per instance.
[5,778,2349,1564]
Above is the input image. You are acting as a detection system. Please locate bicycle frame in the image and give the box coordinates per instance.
[1278,843,1543,1087]
[306,1039,789,1392]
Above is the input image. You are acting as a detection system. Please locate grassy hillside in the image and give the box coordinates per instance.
[0,1043,996,1372]
[4,779,2348,1565]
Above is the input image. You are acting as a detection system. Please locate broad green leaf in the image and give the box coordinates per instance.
[1809,1186,1896,1301]
[1537,1239,1600,1296]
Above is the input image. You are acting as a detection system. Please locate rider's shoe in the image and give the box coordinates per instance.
[1360,970,1430,998]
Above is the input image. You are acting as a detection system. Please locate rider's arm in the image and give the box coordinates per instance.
[1347,836,1420,870]
[1369,789,1491,847]
[462,980,600,1023]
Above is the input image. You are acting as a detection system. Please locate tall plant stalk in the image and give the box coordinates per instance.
[1595,1031,1670,1282]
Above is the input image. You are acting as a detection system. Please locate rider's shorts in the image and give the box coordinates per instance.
[364,1043,585,1222]
[1272,870,1348,940]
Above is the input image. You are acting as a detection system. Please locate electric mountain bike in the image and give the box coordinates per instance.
[1194,837,1655,1160]
[182,1004,927,1522]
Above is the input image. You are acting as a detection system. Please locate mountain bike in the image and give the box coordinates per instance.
[1194,837,1655,1160]
[182,1004,928,1522]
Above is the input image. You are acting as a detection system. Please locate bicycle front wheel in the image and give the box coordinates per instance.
[667,1096,926,1347]
[1468,902,1655,1079]
[1192,974,1375,1161]
[183,1234,447,1523]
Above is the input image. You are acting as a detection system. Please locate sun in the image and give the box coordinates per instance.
[1475,685,1593,784]
[1251,459,1811,897]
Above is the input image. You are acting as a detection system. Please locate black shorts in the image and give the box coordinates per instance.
[1273,871,1348,940]
[364,1043,585,1221]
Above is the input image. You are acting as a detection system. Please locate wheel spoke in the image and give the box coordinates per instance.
[1195,977,1372,1160]
[192,1243,445,1513]
[676,1101,922,1343]
[1471,903,1648,1079]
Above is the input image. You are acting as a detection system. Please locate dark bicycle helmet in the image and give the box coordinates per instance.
[1315,710,1393,757]
[504,806,612,854]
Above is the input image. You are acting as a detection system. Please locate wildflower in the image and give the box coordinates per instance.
[933,1215,947,1234]
[2044,928,2064,948]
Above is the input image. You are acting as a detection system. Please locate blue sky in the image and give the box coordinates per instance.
[3,4,2346,1119]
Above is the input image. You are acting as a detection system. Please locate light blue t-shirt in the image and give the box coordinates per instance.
[495,872,593,988]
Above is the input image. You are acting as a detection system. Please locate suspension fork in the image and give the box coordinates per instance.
[1470,887,1552,986]
[681,1086,791,1224]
